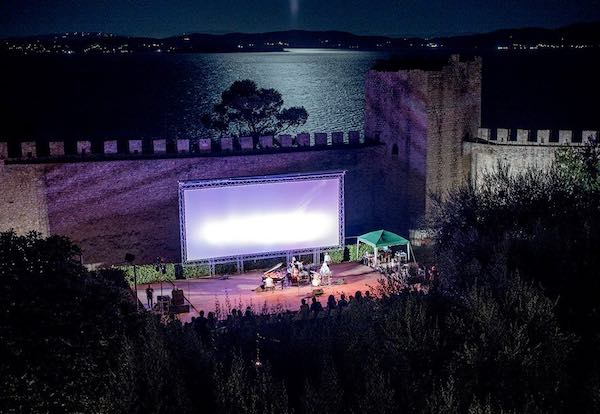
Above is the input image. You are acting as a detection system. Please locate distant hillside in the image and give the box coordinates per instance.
[2,22,599,55]
[436,21,600,50]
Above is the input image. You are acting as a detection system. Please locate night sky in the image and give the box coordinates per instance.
[1,0,599,38]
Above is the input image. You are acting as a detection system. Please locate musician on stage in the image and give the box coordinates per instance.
[319,261,331,285]
[324,252,332,265]
[264,275,274,290]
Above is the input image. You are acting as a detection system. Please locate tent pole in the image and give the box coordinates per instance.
[407,243,411,261]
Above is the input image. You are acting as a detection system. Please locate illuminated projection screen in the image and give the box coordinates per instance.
[179,172,345,263]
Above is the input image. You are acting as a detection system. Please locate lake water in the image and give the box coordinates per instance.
[2,48,599,143]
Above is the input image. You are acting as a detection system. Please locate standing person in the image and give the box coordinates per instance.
[310,297,323,316]
[145,286,154,308]
[326,295,337,313]
[299,299,310,319]
[337,293,348,309]
[324,252,331,265]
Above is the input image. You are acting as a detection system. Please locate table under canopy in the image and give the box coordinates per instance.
[356,229,412,266]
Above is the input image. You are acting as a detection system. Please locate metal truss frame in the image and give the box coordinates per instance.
[178,170,346,266]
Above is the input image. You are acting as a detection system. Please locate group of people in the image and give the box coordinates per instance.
[290,252,332,287]
[364,248,408,270]
[261,252,334,291]
[188,290,374,341]
[298,290,372,319]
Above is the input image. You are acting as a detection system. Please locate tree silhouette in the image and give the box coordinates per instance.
[202,80,308,140]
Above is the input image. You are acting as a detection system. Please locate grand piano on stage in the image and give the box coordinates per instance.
[262,262,287,289]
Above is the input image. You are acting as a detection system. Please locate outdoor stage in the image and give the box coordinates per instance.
[136,262,382,322]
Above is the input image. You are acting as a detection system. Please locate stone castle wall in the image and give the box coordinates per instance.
[425,56,481,209]
[0,163,49,236]
[466,128,598,187]
[364,69,428,225]
[364,55,481,217]
[0,136,409,266]
[464,142,557,188]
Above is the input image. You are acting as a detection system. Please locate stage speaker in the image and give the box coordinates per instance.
[174,264,184,280]
[172,289,185,306]
[169,304,190,314]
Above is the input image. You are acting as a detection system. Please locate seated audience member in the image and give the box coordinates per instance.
[310,297,323,315]
[355,291,363,303]
[337,293,348,308]
[207,312,217,330]
[326,295,337,312]
[196,310,207,324]
[226,309,237,325]
[348,295,355,306]
[299,299,310,319]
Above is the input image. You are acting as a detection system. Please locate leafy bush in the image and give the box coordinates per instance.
[183,264,211,278]
[119,263,176,285]
[0,231,189,413]
[117,263,210,285]
[347,242,373,261]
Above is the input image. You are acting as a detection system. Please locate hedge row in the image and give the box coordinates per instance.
[118,244,376,286]
[118,263,210,286]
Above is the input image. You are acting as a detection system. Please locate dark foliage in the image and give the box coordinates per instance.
[0,232,189,413]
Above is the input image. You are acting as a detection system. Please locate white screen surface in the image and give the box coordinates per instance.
[180,174,343,262]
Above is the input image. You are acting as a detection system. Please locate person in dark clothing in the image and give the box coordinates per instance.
[207,312,217,330]
[299,299,309,319]
[145,286,154,308]
[326,295,337,312]
[193,310,207,335]
[337,293,348,309]
[310,297,323,315]
[197,310,207,326]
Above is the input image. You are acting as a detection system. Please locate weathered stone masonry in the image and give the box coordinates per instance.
[1,136,408,265]
[364,55,482,217]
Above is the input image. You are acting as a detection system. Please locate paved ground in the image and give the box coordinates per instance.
[136,262,383,322]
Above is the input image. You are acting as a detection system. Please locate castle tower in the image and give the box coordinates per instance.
[365,54,481,223]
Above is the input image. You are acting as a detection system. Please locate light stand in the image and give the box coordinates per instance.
[155,257,166,315]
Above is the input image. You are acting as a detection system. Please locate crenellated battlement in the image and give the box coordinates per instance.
[477,128,598,146]
[0,131,368,162]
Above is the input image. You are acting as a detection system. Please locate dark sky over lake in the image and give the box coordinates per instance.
[1,0,599,38]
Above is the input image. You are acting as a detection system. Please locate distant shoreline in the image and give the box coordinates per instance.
[2,23,599,56]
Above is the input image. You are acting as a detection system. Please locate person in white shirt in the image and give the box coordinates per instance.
[320,261,331,285]
[264,275,274,289]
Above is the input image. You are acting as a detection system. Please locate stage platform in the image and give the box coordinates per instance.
[136,262,381,322]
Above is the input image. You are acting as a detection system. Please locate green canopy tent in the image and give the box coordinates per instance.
[356,229,412,266]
